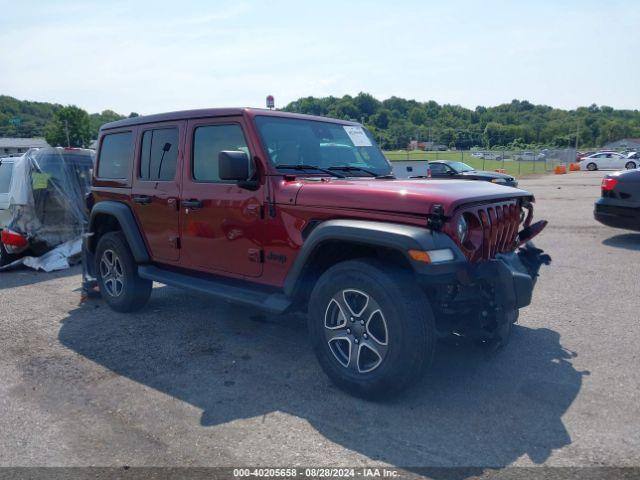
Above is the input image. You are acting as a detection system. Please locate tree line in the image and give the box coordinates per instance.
[0,95,135,148]
[1,93,639,150]
[283,93,640,150]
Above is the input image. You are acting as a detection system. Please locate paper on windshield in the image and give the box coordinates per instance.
[343,126,372,147]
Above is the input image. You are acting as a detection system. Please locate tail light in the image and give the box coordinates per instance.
[1,229,28,248]
[601,178,618,191]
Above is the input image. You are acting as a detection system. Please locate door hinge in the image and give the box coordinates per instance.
[169,236,181,249]
[248,248,265,263]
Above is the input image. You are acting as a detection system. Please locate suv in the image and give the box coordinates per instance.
[0,156,16,229]
[85,109,550,398]
[0,148,94,266]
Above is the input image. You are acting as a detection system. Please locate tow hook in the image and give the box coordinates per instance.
[470,309,516,354]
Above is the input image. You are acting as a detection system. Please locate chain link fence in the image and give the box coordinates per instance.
[384,148,577,176]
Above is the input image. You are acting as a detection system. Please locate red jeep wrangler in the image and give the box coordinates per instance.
[85,109,549,397]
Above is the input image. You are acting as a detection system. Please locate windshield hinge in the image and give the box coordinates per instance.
[427,204,445,231]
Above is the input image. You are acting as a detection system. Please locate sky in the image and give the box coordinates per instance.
[1,0,639,115]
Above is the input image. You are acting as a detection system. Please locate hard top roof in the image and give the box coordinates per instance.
[101,108,360,132]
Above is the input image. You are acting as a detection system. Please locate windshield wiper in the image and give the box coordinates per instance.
[274,164,345,178]
[328,166,395,179]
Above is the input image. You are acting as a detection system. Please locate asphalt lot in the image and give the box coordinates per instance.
[0,171,639,472]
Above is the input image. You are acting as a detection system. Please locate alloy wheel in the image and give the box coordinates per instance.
[323,289,389,374]
[100,249,125,297]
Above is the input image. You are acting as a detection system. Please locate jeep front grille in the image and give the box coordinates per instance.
[449,200,522,262]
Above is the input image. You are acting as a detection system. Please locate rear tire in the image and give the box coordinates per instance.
[0,241,18,267]
[308,258,436,399]
[625,161,636,170]
[95,231,152,312]
[586,163,597,171]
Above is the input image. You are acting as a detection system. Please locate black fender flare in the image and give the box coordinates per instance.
[283,219,465,297]
[88,201,149,263]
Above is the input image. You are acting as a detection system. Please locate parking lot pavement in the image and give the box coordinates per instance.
[0,171,639,471]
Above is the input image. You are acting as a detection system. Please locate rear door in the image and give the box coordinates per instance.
[131,122,184,262]
[180,116,264,277]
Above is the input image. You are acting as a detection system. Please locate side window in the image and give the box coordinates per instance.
[192,124,249,182]
[430,163,446,174]
[0,162,14,193]
[139,128,179,181]
[98,132,132,179]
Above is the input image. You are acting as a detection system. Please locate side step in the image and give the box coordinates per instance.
[138,265,291,314]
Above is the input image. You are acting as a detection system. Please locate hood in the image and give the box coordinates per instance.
[293,178,532,216]
[459,170,514,181]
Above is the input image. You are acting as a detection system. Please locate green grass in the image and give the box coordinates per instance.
[383,150,548,177]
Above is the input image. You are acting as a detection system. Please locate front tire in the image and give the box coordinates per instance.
[586,162,597,171]
[308,259,436,398]
[625,161,637,170]
[95,231,152,312]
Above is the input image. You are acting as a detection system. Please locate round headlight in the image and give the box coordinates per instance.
[456,216,468,243]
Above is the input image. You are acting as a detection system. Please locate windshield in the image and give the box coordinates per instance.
[448,161,475,173]
[255,116,391,176]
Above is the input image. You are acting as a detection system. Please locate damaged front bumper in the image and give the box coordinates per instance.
[476,242,551,311]
[421,242,551,347]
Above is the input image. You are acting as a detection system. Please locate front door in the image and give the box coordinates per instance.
[597,153,613,169]
[179,117,263,277]
[131,122,183,262]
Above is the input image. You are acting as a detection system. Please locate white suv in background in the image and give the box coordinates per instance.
[0,157,16,229]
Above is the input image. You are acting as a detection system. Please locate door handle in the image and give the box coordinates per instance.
[182,199,202,209]
[133,195,152,205]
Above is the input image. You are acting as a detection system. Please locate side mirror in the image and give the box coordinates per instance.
[219,150,250,181]
[218,150,259,190]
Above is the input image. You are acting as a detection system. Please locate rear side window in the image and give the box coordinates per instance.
[0,162,14,192]
[139,128,179,181]
[192,124,249,182]
[98,132,132,179]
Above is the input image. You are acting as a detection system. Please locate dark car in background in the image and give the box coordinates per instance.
[0,147,94,266]
[594,169,640,231]
[428,160,518,187]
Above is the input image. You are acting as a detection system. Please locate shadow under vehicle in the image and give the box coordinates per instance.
[58,287,586,476]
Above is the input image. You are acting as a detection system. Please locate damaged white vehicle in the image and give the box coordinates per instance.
[0,147,94,270]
